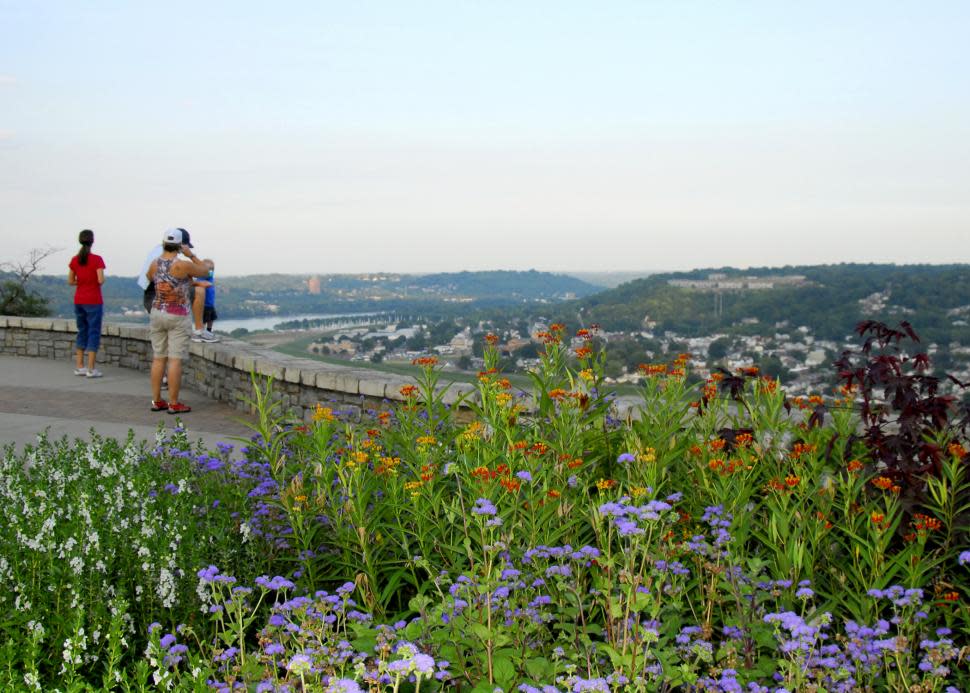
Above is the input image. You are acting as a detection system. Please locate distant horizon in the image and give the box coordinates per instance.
[25,259,970,282]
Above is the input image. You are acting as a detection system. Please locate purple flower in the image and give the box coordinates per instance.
[472,498,497,516]
[516,470,533,482]
[617,453,636,464]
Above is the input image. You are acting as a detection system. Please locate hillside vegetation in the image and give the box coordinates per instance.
[568,264,970,344]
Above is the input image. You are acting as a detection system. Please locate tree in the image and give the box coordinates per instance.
[708,337,731,360]
[457,354,472,370]
[0,248,58,317]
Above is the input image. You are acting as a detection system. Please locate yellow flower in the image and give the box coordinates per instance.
[312,404,335,422]
[629,486,646,499]
[578,369,594,381]
[638,448,657,464]
[495,392,513,406]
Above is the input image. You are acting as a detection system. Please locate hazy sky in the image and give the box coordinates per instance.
[1,1,968,277]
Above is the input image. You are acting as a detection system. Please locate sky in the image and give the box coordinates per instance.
[1,0,968,277]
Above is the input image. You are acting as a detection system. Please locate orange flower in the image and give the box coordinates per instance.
[567,458,583,469]
[912,513,942,532]
[758,377,778,394]
[847,459,864,473]
[574,346,593,359]
[550,323,565,332]
[528,441,550,456]
[767,478,787,492]
[739,366,759,377]
[815,512,833,530]
[595,478,617,491]
[870,512,885,527]
[667,367,685,377]
[412,356,439,367]
[871,476,894,491]
[400,384,419,398]
[638,363,667,377]
[708,439,726,452]
[948,443,967,459]
[808,395,824,406]
[789,442,816,459]
[510,441,528,451]
[735,433,753,448]
[576,328,591,339]
[548,389,568,400]
[547,489,561,499]
[485,333,500,345]
[471,465,495,482]
[500,477,521,493]
[708,458,724,472]
[785,475,801,488]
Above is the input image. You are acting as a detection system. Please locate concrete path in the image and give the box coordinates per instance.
[0,354,255,454]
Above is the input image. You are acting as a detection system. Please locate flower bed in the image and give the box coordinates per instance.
[1,321,967,691]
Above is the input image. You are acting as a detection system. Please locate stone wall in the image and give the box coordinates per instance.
[0,316,476,422]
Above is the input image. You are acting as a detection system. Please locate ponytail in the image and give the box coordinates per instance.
[78,229,94,266]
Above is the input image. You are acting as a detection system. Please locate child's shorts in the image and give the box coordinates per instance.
[203,306,218,323]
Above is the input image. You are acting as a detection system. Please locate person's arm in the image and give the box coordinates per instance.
[97,268,105,285]
[68,269,77,285]
[177,246,212,278]
[146,260,157,282]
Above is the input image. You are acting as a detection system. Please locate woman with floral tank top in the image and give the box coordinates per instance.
[145,228,211,413]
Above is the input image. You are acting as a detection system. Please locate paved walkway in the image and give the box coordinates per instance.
[0,355,255,454]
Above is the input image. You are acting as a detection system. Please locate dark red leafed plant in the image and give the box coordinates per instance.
[834,320,969,505]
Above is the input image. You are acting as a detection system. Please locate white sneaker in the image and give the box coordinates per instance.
[195,329,219,343]
[86,369,103,378]
[74,367,88,376]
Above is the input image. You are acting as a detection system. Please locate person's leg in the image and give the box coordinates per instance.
[167,315,190,406]
[192,286,204,331]
[148,312,169,404]
[167,358,183,402]
[85,305,103,373]
[151,357,167,402]
[74,304,87,370]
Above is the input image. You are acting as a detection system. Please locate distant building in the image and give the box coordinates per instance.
[307,276,321,294]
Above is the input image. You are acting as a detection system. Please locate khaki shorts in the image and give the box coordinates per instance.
[149,310,191,359]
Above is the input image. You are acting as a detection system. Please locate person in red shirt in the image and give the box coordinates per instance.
[67,229,106,377]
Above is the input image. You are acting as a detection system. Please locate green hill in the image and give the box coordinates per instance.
[567,264,970,345]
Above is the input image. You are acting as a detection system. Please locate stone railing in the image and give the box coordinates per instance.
[0,316,476,421]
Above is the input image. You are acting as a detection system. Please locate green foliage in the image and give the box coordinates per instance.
[0,279,50,316]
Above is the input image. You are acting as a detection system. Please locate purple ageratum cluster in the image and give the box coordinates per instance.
[917,630,960,678]
[597,498,674,537]
[959,551,970,566]
[472,498,497,516]
[255,575,296,591]
[197,565,237,585]
[151,627,189,668]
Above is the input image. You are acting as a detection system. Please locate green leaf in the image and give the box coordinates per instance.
[493,654,517,687]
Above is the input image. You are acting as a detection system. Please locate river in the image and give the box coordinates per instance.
[214,311,387,333]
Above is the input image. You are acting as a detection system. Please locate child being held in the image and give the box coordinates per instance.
[202,259,218,333]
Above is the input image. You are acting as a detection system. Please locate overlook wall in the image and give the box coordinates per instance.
[0,316,476,422]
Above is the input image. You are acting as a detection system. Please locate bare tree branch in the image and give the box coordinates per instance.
[0,247,61,287]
